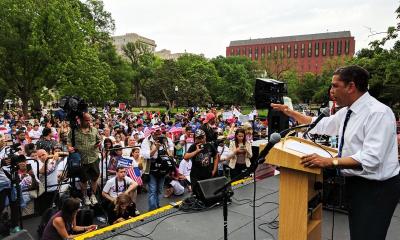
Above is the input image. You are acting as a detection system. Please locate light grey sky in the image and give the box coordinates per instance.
[103,0,398,58]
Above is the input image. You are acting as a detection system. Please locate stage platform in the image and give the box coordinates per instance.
[76,175,400,240]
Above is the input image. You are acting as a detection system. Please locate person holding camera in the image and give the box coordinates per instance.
[141,125,174,211]
[68,113,101,206]
[228,128,253,179]
[0,136,20,234]
[184,129,219,198]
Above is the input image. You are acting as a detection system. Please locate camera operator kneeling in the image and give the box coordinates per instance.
[102,167,138,224]
[41,197,97,240]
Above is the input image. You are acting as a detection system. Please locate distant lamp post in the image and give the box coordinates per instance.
[174,86,179,112]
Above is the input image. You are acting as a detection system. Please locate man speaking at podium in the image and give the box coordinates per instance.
[272,65,400,240]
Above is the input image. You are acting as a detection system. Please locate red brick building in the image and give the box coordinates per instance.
[226,31,355,74]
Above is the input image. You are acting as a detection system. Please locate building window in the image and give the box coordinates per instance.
[322,42,327,56]
[261,47,265,59]
[274,45,278,53]
[237,48,240,55]
[268,46,272,57]
[287,44,291,58]
[301,43,305,58]
[255,47,258,60]
[243,48,246,56]
[345,40,350,54]
[230,48,234,56]
[308,42,312,57]
[315,42,319,57]
[337,40,342,55]
[294,43,298,58]
[248,48,252,58]
[329,41,334,56]
[280,45,284,57]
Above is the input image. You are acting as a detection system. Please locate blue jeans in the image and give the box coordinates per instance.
[148,174,165,211]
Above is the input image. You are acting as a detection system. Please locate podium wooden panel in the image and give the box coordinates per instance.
[262,136,337,240]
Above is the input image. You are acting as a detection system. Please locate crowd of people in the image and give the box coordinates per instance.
[0,105,268,238]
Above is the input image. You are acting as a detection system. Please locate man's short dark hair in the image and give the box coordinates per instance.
[333,65,369,93]
[42,127,52,137]
[116,166,125,172]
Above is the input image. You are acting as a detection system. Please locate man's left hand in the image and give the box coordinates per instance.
[300,154,332,168]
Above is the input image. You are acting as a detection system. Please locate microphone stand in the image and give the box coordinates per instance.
[213,155,269,240]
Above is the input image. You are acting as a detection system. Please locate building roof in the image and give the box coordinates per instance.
[229,31,352,47]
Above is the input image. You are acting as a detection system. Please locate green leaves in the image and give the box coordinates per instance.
[0,0,118,113]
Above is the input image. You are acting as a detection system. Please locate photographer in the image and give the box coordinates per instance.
[228,128,252,179]
[141,125,174,211]
[0,137,23,234]
[67,113,101,206]
[184,129,219,198]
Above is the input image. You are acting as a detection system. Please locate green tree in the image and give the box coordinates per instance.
[99,42,133,103]
[211,56,257,105]
[122,41,159,106]
[58,47,116,105]
[0,0,115,115]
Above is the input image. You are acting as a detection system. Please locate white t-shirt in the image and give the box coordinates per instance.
[102,176,133,198]
[179,159,192,177]
[29,129,42,144]
[31,159,61,192]
[179,135,193,153]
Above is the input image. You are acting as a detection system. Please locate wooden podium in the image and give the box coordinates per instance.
[263,136,337,240]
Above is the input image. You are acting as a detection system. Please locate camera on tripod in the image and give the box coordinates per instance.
[0,143,26,172]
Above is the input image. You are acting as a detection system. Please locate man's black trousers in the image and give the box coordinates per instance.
[345,173,400,240]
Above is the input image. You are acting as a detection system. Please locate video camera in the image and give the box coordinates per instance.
[0,143,26,171]
[59,96,88,128]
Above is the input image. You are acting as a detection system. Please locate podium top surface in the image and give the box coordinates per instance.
[265,136,337,175]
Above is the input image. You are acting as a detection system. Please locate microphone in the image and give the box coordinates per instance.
[279,124,310,138]
[304,107,330,136]
[256,132,281,164]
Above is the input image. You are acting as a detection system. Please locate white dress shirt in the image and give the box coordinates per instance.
[310,92,399,180]
[141,136,174,159]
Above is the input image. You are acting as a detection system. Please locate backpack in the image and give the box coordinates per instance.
[67,152,81,178]
[76,207,94,226]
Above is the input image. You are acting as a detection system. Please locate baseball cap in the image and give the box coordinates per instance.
[195,129,205,138]
[203,113,215,124]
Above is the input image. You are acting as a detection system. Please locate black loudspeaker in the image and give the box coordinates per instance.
[254,78,287,109]
[267,109,288,140]
[197,176,228,206]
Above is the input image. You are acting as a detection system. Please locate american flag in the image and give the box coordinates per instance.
[126,166,143,186]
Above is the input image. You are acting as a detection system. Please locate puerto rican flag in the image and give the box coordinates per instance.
[127,166,143,186]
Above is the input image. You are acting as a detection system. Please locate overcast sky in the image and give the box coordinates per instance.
[102,0,398,58]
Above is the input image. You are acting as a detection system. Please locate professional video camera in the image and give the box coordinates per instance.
[59,96,88,128]
[0,143,25,171]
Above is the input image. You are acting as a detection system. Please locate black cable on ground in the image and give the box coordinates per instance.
[215,206,279,240]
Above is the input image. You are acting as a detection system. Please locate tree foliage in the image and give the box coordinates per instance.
[0,0,117,114]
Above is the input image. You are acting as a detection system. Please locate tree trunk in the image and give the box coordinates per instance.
[135,81,140,107]
[21,96,29,117]
[32,95,42,112]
